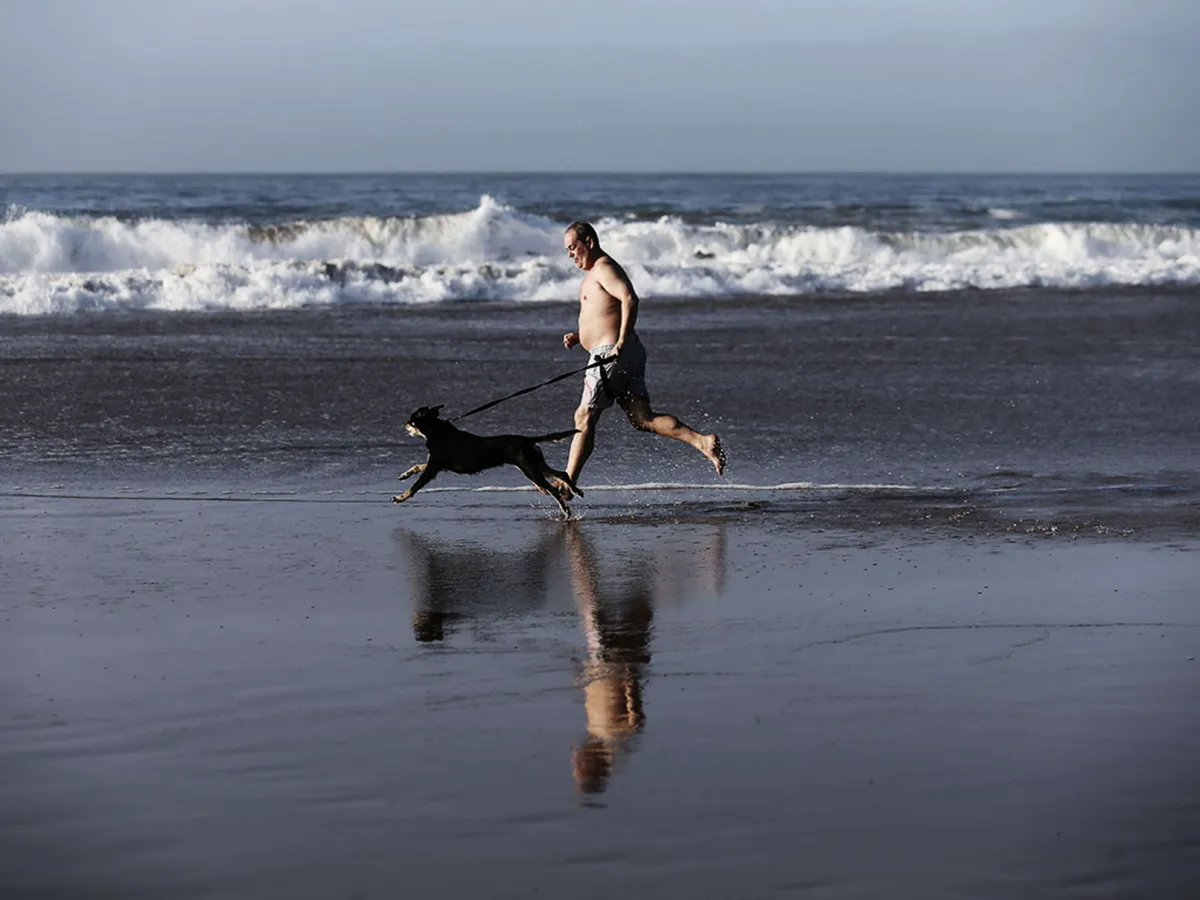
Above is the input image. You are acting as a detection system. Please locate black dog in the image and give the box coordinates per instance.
[393,405,583,516]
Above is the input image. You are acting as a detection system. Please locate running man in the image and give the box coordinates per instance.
[560,221,724,485]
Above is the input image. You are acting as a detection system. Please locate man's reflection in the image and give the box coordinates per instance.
[562,523,653,794]
[394,521,726,794]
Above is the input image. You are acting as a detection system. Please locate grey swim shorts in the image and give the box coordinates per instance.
[581,340,650,410]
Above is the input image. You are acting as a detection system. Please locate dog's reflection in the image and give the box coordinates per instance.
[395,521,726,794]
[396,528,562,643]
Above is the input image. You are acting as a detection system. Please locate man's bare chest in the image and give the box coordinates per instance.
[579,277,617,309]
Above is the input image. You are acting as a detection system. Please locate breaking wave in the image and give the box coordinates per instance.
[3,196,1199,314]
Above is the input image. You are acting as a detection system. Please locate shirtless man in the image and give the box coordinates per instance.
[561,221,724,485]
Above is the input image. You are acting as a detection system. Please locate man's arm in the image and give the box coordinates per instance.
[594,259,639,355]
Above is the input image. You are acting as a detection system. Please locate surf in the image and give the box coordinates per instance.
[4,197,1200,314]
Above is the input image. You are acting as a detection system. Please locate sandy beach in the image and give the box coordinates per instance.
[3,487,1197,899]
[4,278,1200,898]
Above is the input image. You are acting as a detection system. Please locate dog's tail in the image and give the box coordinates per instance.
[531,429,579,444]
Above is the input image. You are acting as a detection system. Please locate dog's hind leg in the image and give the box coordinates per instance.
[547,468,583,499]
[397,463,427,482]
[539,476,573,518]
[393,465,439,503]
[515,460,573,518]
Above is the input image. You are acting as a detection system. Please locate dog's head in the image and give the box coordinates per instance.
[405,405,445,439]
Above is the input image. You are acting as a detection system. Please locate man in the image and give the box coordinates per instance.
[560,221,724,485]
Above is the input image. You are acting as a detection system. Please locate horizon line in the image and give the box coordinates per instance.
[3,169,1198,178]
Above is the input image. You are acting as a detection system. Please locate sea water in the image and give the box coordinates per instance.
[3,173,1199,314]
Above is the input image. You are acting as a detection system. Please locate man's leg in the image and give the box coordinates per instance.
[566,405,604,485]
[620,396,725,475]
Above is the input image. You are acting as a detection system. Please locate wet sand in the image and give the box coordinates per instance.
[2,490,1198,899]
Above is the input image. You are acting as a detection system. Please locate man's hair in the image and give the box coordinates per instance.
[565,221,598,245]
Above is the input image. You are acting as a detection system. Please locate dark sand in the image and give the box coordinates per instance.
[3,287,1199,896]
[2,489,1198,899]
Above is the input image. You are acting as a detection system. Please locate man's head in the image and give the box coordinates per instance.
[572,736,614,794]
[564,221,600,270]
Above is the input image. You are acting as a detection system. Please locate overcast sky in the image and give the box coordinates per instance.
[1,0,1197,173]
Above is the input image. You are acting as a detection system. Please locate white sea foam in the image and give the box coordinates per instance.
[432,482,948,494]
[3,197,1199,314]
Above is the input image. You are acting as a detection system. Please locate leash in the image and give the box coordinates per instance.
[450,354,616,422]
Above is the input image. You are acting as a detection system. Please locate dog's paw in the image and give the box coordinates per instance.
[392,492,410,503]
[549,477,580,503]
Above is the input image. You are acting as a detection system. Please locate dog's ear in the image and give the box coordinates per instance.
[409,405,444,422]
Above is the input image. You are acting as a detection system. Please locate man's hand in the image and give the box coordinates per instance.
[612,340,624,358]
[563,331,580,350]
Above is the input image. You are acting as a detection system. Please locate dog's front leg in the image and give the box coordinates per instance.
[397,462,427,482]
[393,465,439,503]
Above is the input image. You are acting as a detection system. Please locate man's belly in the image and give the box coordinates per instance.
[578,302,622,350]
[581,338,619,353]
[579,323,620,352]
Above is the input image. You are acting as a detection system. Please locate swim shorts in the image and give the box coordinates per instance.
[581,339,650,410]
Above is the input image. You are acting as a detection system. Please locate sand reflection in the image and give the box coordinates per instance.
[395,521,726,794]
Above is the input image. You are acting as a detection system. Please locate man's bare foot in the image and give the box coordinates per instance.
[703,434,725,476]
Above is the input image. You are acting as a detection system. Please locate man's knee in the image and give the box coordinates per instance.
[621,398,653,431]
[627,413,653,432]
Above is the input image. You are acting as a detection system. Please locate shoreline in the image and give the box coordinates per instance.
[4,474,1198,544]
[3,281,1200,323]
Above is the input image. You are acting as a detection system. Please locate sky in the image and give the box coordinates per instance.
[1,0,1197,173]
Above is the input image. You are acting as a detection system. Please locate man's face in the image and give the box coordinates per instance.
[564,231,590,269]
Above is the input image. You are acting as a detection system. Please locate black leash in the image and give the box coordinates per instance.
[450,355,616,422]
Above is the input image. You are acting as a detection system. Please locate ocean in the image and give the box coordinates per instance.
[4,173,1200,313]
[2,174,1199,898]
